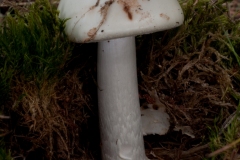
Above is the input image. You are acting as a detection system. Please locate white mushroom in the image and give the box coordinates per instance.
[57,0,184,159]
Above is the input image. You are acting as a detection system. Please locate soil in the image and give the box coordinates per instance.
[0,0,240,160]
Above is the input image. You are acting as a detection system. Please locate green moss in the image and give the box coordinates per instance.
[0,0,71,88]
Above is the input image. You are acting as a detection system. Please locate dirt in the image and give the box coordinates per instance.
[0,0,240,160]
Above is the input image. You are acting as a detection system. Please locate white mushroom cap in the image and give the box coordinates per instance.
[58,0,184,42]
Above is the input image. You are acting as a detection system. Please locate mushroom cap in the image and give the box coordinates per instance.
[58,0,184,42]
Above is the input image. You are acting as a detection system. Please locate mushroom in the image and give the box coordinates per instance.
[57,0,184,159]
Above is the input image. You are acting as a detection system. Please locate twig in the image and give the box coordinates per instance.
[0,114,10,119]
[182,143,209,156]
[207,138,240,158]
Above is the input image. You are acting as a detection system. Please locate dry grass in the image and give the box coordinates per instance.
[136,0,240,159]
[1,0,240,159]
[138,38,237,159]
[7,70,92,160]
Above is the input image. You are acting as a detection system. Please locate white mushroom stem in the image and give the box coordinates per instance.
[98,36,146,160]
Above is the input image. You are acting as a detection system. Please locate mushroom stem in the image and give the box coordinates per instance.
[98,36,146,160]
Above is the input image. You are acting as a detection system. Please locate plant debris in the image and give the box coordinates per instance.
[0,0,240,159]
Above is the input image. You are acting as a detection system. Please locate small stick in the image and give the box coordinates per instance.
[182,143,209,156]
[206,138,240,158]
[0,114,10,119]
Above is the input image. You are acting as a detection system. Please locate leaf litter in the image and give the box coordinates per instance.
[0,0,240,159]
[137,0,240,159]
[139,45,237,159]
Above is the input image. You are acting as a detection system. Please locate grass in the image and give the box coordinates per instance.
[177,1,240,158]
[0,0,70,83]
[138,0,240,159]
[0,0,91,159]
[207,106,240,159]
[0,139,11,160]
[0,0,240,159]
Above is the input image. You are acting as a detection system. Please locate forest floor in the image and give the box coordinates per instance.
[0,0,240,160]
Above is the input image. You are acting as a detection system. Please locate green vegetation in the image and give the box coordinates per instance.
[0,0,70,87]
[179,1,240,158]
[0,0,240,159]
[208,107,240,159]
[0,139,11,160]
[0,0,78,159]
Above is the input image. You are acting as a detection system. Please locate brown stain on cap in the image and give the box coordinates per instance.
[118,0,140,20]
[87,27,97,37]
[160,13,170,20]
[83,0,113,42]
[123,4,132,20]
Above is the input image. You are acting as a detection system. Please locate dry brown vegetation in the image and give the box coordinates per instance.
[9,70,91,159]
[138,34,237,159]
[0,0,240,159]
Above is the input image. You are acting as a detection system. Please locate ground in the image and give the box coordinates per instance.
[0,0,240,160]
